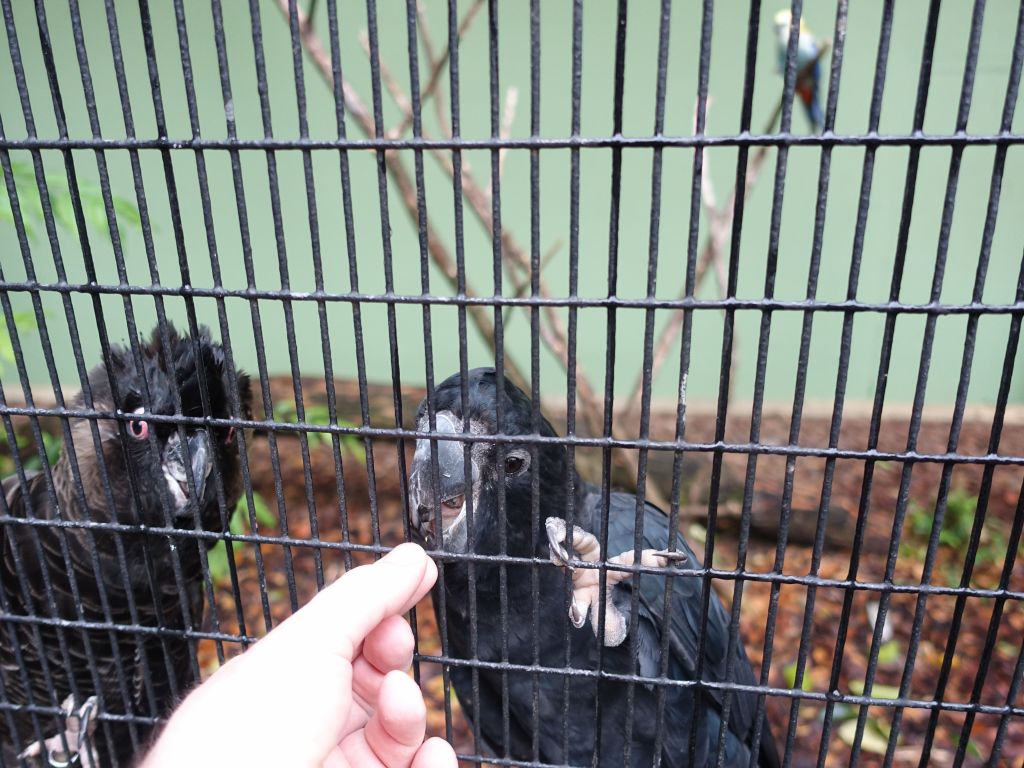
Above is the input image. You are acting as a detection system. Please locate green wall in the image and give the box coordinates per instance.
[2,0,1022,409]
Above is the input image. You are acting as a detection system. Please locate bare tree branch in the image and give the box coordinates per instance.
[358,31,411,136]
[413,0,452,139]
[393,0,485,139]
[283,0,670,507]
[497,87,518,183]
[277,0,529,393]
[620,42,829,427]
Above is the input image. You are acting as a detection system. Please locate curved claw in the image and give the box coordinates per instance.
[651,549,688,565]
[569,598,589,628]
[545,517,573,569]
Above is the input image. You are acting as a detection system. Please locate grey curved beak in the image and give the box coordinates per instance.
[164,431,213,512]
[408,411,474,548]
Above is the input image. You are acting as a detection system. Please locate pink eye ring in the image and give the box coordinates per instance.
[225,426,235,445]
[129,407,149,440]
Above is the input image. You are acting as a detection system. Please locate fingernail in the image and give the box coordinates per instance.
[381,542,426,568]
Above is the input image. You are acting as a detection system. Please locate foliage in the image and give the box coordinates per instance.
[1,161,141,377]
[0,311,38,375]
[206,491,276,585]
[0,423,61,478]
[1,160,140,243]
[902,489,1009,577]
[273,398,366,465]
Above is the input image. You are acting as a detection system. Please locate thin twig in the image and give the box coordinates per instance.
[497,87,518,183]
[287,0,665,506]
[358,31,412,137]
[393,0,485,139]
[502,237,563,328]
[413,1,452,139]
[621,44,829,425]
[277,0,529,393]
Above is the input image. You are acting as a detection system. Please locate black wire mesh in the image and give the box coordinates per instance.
[0,1,1023,767]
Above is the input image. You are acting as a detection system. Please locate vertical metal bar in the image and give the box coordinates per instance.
[739,1,847,765]
[76,0,241,697]
[687,0,762,762]
[0,293,87,762]
[86,0,240,686]
[564,0,583,763]
[483,0,513,758]
[120,0,253,672]
[588,0,631,763]
[323,0,374,577]
[4,1,191,753]
[847,1,984,762]
[713,0,833,762]
[890,7,1024,767]
[443,0,483,756]
[986,494,1024,766]
[283,0,341,593]
[527,1,544,763]
[159,0,262,650]
[206,0,276,635]
[922,8,1024,764]
[244,0,318,612]
[0,18,152,750]
[816,1,942,762]
[363,0,411,563]
[402,0,431,690]
[654,0,713,762]
[624,1,672,765]
[809,11,891,768]
[208,0,301,618]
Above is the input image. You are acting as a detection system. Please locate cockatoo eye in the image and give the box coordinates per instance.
[129,406,149,440]
[442,494,465,511]
[504,451,530,477]
[225,426,235,445]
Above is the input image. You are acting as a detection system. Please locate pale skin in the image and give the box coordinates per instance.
[142,543,457,768]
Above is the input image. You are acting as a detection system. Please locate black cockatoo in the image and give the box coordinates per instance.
[408,368,780,768]
[0,328,251,766]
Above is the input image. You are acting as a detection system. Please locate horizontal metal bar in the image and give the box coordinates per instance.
[450,753,589,768]
[0,610,253,645]
[1,403,1020,466]
[1,279,1021,317]
[1,606,1021,717]
[0,700,162,727]
[415,653,1024,717]
[1,131,1022,152]
[0,516,1020,601]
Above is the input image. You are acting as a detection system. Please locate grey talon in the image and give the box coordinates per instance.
[656,550,688,563]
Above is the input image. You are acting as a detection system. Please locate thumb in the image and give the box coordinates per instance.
[272,543,437,661]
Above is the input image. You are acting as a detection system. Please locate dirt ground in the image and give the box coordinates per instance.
[184,380,1024,768]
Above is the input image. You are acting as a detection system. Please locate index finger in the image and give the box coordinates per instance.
[273,543,437,661]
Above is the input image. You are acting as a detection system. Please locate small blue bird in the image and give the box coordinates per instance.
[774,9,824,131]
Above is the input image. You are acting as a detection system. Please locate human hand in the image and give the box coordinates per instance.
[142,543,456,767]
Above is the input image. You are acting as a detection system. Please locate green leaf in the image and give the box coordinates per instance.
[0,330,13,366]
[837,719,891,754]
[848,679,901,700]
[243,491,277,529]
[877,640,902,666]
[112,196,141,228]
[42,432,62,466]
[783,661,814,692]
[206,540,233,584]
[227,508,246,536]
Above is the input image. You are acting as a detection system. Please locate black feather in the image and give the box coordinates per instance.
[0,327,251,766]
[415,368,780,768]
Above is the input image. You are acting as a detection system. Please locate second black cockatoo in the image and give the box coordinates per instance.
[0,328,251,766]
[409,368,780,768]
